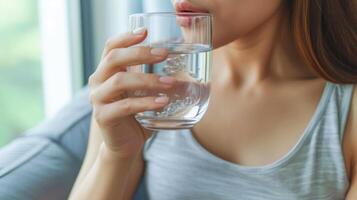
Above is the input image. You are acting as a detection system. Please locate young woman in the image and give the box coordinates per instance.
[70,0,357,199]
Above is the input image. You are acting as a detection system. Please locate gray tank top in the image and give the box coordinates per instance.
[134,82,354,200]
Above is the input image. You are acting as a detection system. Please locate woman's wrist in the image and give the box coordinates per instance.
[99,143,139,164]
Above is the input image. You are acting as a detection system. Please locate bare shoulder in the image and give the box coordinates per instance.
[345,85,357,139]
[349,85,357,134]
[343,85,357,177]
[350,85,357,125]
[344,85,357,199]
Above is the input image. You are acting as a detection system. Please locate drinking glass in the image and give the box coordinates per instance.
[128,12,212,130]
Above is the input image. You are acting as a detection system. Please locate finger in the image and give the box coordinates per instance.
[102,27,148,58]
[90,72,176,104]
[92,47,168,84]
[95,96,170,127]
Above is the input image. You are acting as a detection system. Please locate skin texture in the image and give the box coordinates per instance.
[70,0,357,199]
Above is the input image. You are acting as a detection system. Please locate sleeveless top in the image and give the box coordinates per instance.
[134,82,354,200]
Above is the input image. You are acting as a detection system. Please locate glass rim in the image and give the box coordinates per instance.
[130,12,212,18]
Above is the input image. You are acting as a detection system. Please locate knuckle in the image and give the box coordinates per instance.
[104,37,115,48]
[142,99,153,110]
[146,74,159,88]
[89,89,99,104]
[134,47,149,59]
[105,49,118,63]
[120,99,133,113]
[94,107,115,127]
[112,72,125,86]
[147,79,157,89]
[88,74,97,87]
[89,91,96,104]
[93,109,107,126]
[133,73,155,89]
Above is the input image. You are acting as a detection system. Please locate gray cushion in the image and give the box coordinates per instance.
[0,87,92,200]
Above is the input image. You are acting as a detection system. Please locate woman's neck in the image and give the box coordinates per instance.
[213,6,317,88]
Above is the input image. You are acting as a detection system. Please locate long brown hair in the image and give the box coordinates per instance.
[290,0,357,83]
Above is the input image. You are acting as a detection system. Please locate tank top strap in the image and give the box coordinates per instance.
[329,83,355,141]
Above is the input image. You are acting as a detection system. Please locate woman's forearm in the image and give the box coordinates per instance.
[69,144,140,200]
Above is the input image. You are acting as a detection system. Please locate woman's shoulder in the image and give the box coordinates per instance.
[342,84,356,178]
[342,85,357,196]
[345,85,356,133]
[348,85,357,137]
[348,85,357,138]
[353,85,357,111]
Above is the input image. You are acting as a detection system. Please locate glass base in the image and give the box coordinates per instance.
[136,116,198,131]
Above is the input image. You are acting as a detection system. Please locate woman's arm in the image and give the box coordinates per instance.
[344,86,357,199]
[69,29,170,199]
[69,138,138,199]
[69,119,145,200]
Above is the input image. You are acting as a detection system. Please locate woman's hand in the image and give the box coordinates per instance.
[88,27,174,158]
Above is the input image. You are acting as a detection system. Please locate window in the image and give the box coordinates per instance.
[0,0,84,147]
[0,0,173,147]
[0,0,43,146]
[39,0,83,118]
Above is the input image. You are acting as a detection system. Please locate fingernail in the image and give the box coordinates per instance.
[154,96,169,104]
[132,27,146,35]
[151,48,168,56]
[159,76,176,85]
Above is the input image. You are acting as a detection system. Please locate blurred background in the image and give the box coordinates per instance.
[0,0,173,147]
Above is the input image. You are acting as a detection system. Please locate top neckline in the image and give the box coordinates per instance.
[187,82,334,174]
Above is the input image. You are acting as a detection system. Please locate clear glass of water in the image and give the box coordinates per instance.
[128,12,212,131]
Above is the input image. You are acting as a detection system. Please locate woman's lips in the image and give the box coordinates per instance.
[174,1,209,27]
[175,0,209,13]
[176,14,193,27]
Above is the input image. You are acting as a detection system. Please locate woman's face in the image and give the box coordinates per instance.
[172,0,285,48]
